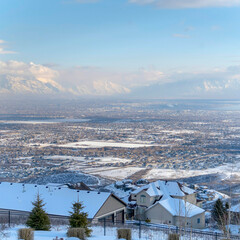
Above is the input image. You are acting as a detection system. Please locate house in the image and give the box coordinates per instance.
[130,180,205,229]
[0,182,126,223]
[145,196,205,229]
[229,203,240,224]
[131,180,197,205]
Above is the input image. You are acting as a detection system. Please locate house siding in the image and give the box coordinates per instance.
[146,204,174,225]
[94,195,126,220]
[145,204,205,229]
[136,191,156,207]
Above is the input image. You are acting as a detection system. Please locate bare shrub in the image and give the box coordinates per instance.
[18,228,34,240]
[67,228,86,240]
[168,233,180,240]
[117,228,132,240]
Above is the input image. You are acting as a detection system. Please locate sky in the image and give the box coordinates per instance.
[1,0,240,98]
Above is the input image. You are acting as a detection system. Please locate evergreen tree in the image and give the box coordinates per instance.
[212,199,227,228]
[26,193,51,231]
[69,200,92,237]
[225,202,230,210]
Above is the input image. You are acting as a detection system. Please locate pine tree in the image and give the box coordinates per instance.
[212,199,227,229]
[69,200,92,237]
[26,193,51,231]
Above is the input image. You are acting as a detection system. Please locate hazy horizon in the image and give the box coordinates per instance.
[1,0,240,99]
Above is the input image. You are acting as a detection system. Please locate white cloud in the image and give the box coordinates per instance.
[0,61,58,80]
[57,66,165,95]
[2,60,240,98]
[0,40,17,54]
[0,61,63,94]
[128,0,240,9]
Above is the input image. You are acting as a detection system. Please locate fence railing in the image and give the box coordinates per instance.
[0,210,240,240]
[93,219,240,240]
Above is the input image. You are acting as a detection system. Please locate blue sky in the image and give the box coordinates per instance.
[1,0,240,98]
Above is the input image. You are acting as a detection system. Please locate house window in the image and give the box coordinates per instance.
[169,221,171,224]
[140,195,146,204]
[197,218,200,224]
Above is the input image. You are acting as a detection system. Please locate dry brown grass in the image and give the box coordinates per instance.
[67,228,86,240]
[168,233,180,240]
[117,228,132,240]
[18,228,34,240]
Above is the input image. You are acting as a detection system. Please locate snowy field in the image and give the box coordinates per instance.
[1,224,239,240]
[85,167,144,180]
[42,155,132,164]
[86,157,240,181]
[145,159,240,181]
[1,225,169,240]
[28,140,156,149]
[0,119,89,124]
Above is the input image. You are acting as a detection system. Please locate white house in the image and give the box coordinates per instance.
[0,182,126,223]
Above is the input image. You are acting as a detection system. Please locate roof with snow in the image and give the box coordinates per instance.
[230,203,240,213]
[0,182,112,218]
[132,180,195,198]
[150,197,205,217]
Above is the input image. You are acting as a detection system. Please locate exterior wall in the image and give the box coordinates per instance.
[136,191,153,207]
[186,193,197,205]
[175,216,193,228]
[190,212,205,229]
[196,200,203,208]
[172,193,197,205]
[145,204,205,229]
[135,206,147,220]
[94,195,126,220]
[145,204,174,225]
[174,213,205,229]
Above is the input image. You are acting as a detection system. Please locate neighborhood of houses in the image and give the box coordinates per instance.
[1,178,239,232]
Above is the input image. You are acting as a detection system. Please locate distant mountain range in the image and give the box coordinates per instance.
[0,75,64,95]
[1,72,240,99]
[0,74,130,97]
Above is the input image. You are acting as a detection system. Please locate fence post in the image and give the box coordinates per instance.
[215,232,218,240]
[139,220,141,239]
[104,218,106,236]
[8,210,11,227]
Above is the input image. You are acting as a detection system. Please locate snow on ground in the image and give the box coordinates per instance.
[87,167,143,180]
[161,130,197,134]
[228,225,240,235]
[2,224,237,240]
[42,155,132,164]
[57,140,156,149]
[0,225,174,240]
[0,119,89,124]
[28,140,156,149]
[83,157,240,181]
[144,161,240,181]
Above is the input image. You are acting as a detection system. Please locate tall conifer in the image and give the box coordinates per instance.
[69,200,92,236]
[26,193,51,231]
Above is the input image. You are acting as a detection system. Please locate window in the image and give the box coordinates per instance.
[197,218,200,224]
[140,195,146,204]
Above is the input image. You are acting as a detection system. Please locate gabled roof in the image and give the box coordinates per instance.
[146,196,204,218]
[0,182,113,218]
[230,203,240,213]
[132,180,195,198]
